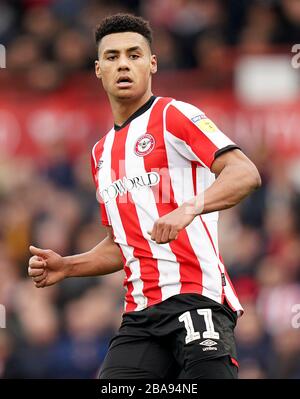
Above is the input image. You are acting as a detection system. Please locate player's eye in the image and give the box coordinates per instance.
[107,55,117,61]
[129,54,139,60]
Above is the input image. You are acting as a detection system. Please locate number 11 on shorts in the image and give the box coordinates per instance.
[179,308,220,344]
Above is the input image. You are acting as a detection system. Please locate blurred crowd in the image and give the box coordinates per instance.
[0,0,299,91]
[0,0,300,380]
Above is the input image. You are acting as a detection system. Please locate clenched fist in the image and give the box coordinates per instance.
[147,201,197,244]
[28,245,67,288]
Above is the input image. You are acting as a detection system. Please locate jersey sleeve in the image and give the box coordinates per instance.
[91,145,111,226]
[165,100,240,169]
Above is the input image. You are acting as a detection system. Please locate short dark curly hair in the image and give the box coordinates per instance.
[95,13,153,49]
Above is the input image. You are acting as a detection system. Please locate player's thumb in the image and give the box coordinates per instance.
[29,245,49,258]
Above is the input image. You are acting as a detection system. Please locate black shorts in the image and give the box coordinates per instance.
[99,293,238,379]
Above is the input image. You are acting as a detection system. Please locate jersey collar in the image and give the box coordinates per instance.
[114,95,157,131]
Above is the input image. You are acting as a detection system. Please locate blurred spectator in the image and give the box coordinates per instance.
[194,29,230,88]
[3,281,59,378]
[235,303,274,378]
[272,329,300,378]
[0,330,12,378]
[238,1,279,53]
[274,0,300,44]
[53,29,92,72]
[22,6,62,44]
[153,29,177,70]
[0,1,18,44]
[48,286,116,379]
[26,61,64,91]
[8,35,43,72]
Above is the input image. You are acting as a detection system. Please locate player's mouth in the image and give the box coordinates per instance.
[116,76,133,88]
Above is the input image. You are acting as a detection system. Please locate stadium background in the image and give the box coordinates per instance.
[0,0,300,379]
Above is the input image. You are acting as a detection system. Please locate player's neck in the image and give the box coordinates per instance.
[109,90,153,127]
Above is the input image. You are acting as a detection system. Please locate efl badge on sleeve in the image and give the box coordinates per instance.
[191,114,219,134]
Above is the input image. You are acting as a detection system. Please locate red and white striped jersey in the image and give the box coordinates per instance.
[91,96,243,315]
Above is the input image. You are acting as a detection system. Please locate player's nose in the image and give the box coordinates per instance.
[117,55,130,71]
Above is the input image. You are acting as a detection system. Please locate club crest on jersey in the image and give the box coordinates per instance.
[191,114,219,134]
[134,134,155,157]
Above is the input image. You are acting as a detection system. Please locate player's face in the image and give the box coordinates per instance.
[95,32,157,100]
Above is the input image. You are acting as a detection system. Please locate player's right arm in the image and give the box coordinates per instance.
[28,226,124,288]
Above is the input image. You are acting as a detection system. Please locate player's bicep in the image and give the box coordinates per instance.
[211,148,260,180]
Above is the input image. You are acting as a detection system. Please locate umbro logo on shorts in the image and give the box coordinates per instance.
[199,339,218,351]
[199,339,218,346]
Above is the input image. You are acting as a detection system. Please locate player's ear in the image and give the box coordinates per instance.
[150,54,157,75]
[95,60,102,80]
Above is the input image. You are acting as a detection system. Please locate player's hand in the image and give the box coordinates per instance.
[147,201,197,244]
[28,245,67,288]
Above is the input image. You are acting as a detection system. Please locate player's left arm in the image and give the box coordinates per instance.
[149,150,261,244]
[148,102,262,244]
